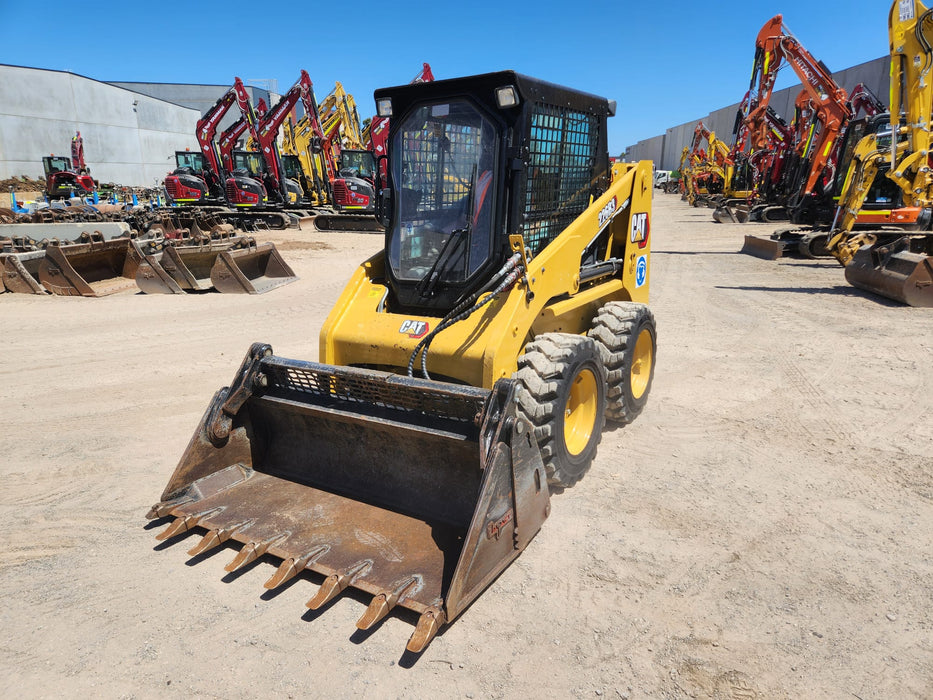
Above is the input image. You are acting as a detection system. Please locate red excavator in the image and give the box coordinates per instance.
[43,131,97,199]
[164,78,266,206]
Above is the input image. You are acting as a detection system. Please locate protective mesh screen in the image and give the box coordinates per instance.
[522,105,598,255]
[261,357,487,423]
[402,121,484,214]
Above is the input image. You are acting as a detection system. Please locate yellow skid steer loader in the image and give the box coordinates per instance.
[149,72,657,653]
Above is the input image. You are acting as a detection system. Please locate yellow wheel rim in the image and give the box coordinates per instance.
[631,328,654,400]
[564,368,598,456]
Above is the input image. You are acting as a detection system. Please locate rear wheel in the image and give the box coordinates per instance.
[513,334,607,489]
[587,302,656,424]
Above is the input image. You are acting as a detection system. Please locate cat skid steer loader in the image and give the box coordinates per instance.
[149,72,657,653]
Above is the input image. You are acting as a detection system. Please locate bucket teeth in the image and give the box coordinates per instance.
[155,507,221,541]
[356,576,420,630]
[186,519,254,557]
[224,533,290,573]
[407,608,447,654]
[305,560,372,610]
[262,545,329,590]
[146,497,193,520]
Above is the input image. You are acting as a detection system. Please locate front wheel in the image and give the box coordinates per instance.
[587,302,656,424]
[513,334,607,489]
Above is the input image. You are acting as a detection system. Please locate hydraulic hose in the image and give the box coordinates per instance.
[406,253,524,379]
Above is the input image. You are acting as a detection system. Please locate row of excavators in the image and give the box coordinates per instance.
[162,64,435,233]
[678,1,933,307]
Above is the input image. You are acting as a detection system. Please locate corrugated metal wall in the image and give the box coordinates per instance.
[623,56,889,171]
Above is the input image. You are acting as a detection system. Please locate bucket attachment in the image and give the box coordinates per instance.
[148,343,550,653]
[38,237,144,296]
[844,236,933,307]
[1,250,49,294]
[146,238,249,293]
[209,242,298,294]
[133,240,186,295]
[712,204,749,223]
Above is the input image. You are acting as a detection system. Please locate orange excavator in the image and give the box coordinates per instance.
[738,15,914,258]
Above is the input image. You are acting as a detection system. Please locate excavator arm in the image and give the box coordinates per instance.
[821,0,933,306]
[746,15,851,197]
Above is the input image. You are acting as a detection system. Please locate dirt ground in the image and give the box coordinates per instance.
[1,193,930,699]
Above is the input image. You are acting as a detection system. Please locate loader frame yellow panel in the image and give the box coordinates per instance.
[320,161,653,388]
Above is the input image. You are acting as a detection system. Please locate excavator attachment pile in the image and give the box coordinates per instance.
[844,236,933,307]
[148,344,549,652]
[135,238,297,294]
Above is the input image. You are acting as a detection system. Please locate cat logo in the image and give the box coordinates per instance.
[399,319,430,338]
[630,211,649,249]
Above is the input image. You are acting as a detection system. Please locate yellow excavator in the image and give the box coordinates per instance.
[148,71,657,653]
[821,0,933,306]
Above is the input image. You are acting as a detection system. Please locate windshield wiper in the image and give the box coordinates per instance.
[417,166,477,299]
[416,226,470,298]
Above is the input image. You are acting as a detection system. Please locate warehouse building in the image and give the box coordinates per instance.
[0,64,273,188]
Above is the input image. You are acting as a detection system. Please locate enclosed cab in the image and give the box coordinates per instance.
[43,156,95,199]
[321,70,651,392]
[373,71,612,316]
[227,151,269,207]
[164,151,220,204]
[332,149,376,213]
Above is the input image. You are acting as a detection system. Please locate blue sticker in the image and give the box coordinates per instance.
[635,256,647,287]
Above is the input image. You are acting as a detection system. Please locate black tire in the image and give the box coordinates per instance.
[513,334,607,489]
[587,302,657,424]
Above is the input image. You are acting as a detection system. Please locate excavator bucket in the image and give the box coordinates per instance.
[844,236,933,307]
[133,240,185,295]
[38,237,145,296]
[209,242,298,294]
[712,203,749,223]
[1,250,49,294]
[148,343,550,653]
[145,238,249,293]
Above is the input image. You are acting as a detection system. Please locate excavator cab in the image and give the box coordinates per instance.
[338,149,375,181]
[227,151,268,206]
[174,150,208,175]
[43,155,95,199]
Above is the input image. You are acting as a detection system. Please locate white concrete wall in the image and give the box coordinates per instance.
[0,65,201,188]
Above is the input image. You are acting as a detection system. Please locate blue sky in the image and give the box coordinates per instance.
[1,1,892,156]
